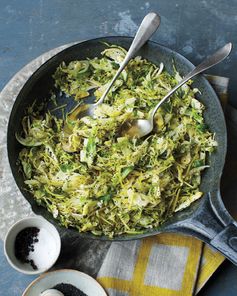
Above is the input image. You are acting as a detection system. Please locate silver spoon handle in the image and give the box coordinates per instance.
[151,42,232,119]
[96,12,160,105]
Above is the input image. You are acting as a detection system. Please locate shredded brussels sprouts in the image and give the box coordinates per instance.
[17,44,217,237]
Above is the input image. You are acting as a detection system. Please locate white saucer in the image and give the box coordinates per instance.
[22,269,107,296]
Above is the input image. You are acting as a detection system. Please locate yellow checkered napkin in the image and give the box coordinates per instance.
[97,75,229,296]
[97,235,225,296]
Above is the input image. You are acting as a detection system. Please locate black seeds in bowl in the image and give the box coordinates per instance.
[53,283,88,296]
[14,227,40,270]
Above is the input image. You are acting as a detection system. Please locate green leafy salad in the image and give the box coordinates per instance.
[17,44,217,237]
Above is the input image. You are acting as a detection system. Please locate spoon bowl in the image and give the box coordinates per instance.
[68,102,96,121]
[121,118,153,138]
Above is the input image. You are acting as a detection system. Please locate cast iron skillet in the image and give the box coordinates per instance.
[7,36,237,264]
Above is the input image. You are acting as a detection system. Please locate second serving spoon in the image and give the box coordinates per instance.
[121,42,232,139]
[66,12,161,122]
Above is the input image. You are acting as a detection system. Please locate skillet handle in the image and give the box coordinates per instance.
[171,190,237,265]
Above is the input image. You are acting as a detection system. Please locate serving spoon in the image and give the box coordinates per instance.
[121,42,232,139]
[67,12,161,122]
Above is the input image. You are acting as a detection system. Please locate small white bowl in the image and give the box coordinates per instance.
[22,269,107,296]
[4,216,61,275]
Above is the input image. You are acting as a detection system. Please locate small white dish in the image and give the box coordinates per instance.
[22,269,107,296]
[4,216,61,275]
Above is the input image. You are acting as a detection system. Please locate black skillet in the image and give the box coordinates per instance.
[7,37,237,265]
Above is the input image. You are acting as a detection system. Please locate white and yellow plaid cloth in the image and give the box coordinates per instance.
[97,75,229,296]
[97,234,225,296]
